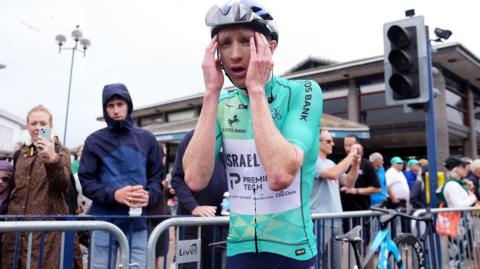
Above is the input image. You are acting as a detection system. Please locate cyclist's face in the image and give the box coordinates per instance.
[218,27,276,88]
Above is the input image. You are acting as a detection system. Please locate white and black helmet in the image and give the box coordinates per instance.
[206,0,279,42]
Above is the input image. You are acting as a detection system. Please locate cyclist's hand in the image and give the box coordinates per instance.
[192,206,217,217]
[202,35,224,94]
[245,32,274,93]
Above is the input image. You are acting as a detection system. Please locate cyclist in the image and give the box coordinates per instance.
[183,0,323,268]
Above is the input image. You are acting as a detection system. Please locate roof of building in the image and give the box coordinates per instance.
[283,56,338,74]
[0,108,25,127]
[123,42,480,121]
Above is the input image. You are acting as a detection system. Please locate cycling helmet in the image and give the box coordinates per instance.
[206,0,279,42]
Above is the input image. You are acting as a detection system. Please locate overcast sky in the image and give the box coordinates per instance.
[1,0,479,147]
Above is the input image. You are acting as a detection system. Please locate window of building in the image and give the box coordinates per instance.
[444,73,467,126]
[359,91,424,126]
[167,109,196,122]
[324,97,348,119]
[473,88,480,133]
[138,114,164,127]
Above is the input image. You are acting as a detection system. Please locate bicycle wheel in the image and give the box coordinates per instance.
[393,234,425,269]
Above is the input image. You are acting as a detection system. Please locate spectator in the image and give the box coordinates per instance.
[410,170,427,210]
[369,152,394,207]
[310,129,360,269]
[70,144,83,175]
[418,158,428,176]
[439,156,477,268]
[171,129,227,269]
[340,135,380,233]
[79,84,164,269]
[441,156,477,207]
[0,160,13,266]
[69,144,91,215]
[461,156,473,176]
[340,135,381,209]
[147,157,175,269]
[385,156,412,234]
[0,160,13,215]
[404,159,420,190]
[1,105,81,269]
[467,159,480,200]
[385,156,409,210]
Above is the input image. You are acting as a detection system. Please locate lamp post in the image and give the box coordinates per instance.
[55,25,91,145]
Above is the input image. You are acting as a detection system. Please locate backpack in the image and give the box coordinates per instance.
[13,144,79,214]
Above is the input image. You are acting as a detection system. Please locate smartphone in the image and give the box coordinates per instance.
[38,128,52,141]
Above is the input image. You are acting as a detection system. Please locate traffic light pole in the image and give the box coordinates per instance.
[424,27,439,208]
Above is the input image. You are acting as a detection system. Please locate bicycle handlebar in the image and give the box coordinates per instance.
[370,206,433,223]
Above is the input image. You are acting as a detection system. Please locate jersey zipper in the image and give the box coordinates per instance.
[253,185,259,253]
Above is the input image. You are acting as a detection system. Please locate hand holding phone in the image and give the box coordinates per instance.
[39,128,52,142]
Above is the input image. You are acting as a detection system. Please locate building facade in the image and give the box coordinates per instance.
[0,109,26,157]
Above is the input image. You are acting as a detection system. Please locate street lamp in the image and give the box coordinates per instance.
[55,25,91,145]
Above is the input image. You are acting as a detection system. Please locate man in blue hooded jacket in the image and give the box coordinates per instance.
[79,83,163,268]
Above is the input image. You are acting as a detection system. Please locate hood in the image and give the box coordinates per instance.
[102,83,134,132]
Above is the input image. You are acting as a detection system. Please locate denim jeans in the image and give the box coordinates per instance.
[90,229,148,269]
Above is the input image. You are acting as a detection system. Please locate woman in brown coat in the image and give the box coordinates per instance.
[1,105,73,269]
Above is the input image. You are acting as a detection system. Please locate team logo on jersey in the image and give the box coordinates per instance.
[228,115,240,127]
[224,114,246,133]
[295,248,306,256]
[300,81,312,121]
[272,107,282,120]
[225,103,248,110]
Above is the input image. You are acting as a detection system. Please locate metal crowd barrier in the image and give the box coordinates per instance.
[0,220,129,269]
[147,216,229,269]
[1,207,479,269]
[147,208,480,269]
[414,207,480,269]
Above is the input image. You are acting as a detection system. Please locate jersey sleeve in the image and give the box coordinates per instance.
[281,80,323,154]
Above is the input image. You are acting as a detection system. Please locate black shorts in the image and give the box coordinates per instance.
[225,252,316,269]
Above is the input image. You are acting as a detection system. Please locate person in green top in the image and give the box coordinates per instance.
[70,144,83,175]
[182,1,323,268]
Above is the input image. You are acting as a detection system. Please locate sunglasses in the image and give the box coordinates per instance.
[321,139,334,144]
[0,176,11,182]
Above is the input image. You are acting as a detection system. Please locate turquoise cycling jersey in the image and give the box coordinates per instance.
[215,75,323,260]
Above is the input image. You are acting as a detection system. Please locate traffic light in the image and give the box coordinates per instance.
[384,16,429,106]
